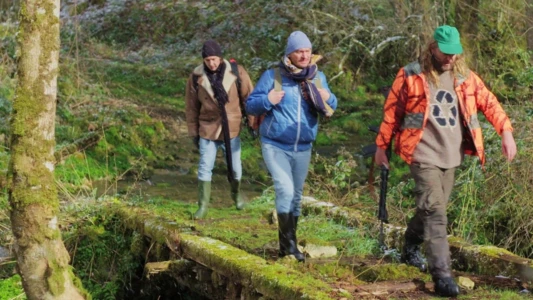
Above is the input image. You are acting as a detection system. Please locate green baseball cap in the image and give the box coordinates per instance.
[434,25,463,55]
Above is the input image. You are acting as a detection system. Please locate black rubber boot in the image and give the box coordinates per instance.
[289,213,305,262]
[433,276,460,297]
[401,242,427,272]
[230,180,245,210]
[278,213,305,262]
[193,181,211,219]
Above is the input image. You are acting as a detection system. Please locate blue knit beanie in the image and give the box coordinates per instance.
[285,31,312,56]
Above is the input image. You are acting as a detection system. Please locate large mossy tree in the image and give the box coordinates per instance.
[8,0,88,299]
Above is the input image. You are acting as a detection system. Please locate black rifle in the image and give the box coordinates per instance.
[363,125,392,251]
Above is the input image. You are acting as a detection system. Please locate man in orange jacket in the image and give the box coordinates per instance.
[374,25,517,297]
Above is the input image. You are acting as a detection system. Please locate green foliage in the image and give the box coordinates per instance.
[240,134,269,182]
[469,1,533,103]
[62,201,144,300]
[55,153,110,189]
[89,61,186,108]
[0,23,16,143]
[314,132,332,146]
[307,147,360,204]
[299,215,378,257]
[0,189,14,280]
[0,275,26,300]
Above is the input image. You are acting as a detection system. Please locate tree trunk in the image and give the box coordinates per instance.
[9,0,88,299]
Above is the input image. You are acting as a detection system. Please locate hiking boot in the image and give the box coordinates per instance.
[434,277,460,297]
[401,243,427,272]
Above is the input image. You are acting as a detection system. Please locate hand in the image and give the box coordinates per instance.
[501,130,517,162]
[317,88,330,101]
[192,136,200,150]
[375,147,390,169]
[268,89,285,105]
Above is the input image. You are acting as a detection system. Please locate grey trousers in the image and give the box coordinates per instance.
[405,162,456,278]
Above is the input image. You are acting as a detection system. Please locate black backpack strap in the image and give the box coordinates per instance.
[230,60,246,114]
[229,61,242,102]
[192,74,199,92]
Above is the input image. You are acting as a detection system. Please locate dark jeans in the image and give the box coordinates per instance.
[406,162,456,278]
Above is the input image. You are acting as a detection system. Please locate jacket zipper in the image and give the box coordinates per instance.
[295,88,301,152]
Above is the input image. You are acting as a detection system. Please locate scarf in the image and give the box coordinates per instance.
[204,62,235,183]
[279,55,333,118]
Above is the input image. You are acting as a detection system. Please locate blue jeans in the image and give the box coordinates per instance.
[262,143,312,216]
[198,137,242,182]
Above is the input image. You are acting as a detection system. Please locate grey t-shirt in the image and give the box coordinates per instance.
[413,71,464,168]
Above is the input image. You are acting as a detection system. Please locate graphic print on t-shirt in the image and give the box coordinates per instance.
[431,90,458,129]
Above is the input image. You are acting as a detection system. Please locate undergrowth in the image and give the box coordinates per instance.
[61,199,144,300]
[0,274,26,300]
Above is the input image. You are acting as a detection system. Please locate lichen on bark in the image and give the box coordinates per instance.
[9,0,88,299]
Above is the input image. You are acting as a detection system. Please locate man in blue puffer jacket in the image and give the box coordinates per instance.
[246,31,338,262]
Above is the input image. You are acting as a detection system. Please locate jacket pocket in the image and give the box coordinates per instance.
[264,115,275,137]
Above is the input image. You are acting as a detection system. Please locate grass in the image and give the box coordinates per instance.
[84,54,187,110]
[0,275,26,300]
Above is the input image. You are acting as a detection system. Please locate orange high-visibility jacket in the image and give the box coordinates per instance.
[376,62,513,166]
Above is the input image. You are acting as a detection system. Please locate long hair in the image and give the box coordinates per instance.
[420,41,469,86]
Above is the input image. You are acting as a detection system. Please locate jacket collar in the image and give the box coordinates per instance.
[193,59,237,100]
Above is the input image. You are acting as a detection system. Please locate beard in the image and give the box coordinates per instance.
[431,55,454,72]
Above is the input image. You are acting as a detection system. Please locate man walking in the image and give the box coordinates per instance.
[185,40,256,219]
[374,25,516,297]
[246,31,338,262]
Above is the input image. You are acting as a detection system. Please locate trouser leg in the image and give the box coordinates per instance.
[409,163,456,278]
[289,148,312,217]
[262,143,294,214]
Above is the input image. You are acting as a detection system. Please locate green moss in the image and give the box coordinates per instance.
[71,271,92,300]
[10,1,60,211]
[300,261,365,285]
[476,245,515,258]
[109,203,340,298]
[181,234,338,299]
[46,261,66,296]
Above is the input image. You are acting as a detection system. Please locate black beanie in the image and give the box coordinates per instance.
[202,40,222,58]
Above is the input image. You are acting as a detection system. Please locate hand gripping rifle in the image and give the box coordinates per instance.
[362,125,392,251]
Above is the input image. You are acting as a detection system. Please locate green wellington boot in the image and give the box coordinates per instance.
[193,180,211,219]
[230,180,245,210]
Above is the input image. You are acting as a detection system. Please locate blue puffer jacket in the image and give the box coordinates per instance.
[246,68,337,152]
